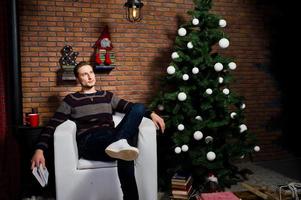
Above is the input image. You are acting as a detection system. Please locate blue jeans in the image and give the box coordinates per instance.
[77,103,146,200]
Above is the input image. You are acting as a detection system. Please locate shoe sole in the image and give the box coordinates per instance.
[105,147,139,161]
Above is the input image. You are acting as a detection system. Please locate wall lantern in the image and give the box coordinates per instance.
[124,0,144,22]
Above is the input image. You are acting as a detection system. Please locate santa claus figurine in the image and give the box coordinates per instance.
[94,26,113,65]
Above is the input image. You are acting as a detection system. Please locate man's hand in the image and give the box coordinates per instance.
[31,149,46,170]
[150,112,165,133]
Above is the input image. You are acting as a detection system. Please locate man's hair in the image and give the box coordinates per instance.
[73,61,93,78]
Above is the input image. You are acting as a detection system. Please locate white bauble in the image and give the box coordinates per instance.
[157,104,164,111]
[205,88,213,95]
[205,136,213,144]
[219,38,230,48]
[192,67,199,74]
[214,62,223,72]
[207,151,216,161]
[167,66,176,75]
[228,62,237,70]
[175,147,181,154]
[240,103,246,110]
[181,145,189,152]
[219,19,227,27]
[178,92,187,101]
[177,124,185,131]
[254,146,260,152]
[182,74,189,81]
[171,52,179,59]
[223,88,230,95]
[195,115,203,121]
[193,131,203,140]
[192,18,199,25]
[218,77,224,84]
[187,42,194,49]
[178,27,187,36]
[230,112,237,119]
[240,155,245,159]
[239,124,247,133]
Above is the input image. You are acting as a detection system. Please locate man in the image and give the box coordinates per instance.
[31,61,165,200]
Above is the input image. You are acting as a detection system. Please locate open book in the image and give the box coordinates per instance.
[32,164,49,187]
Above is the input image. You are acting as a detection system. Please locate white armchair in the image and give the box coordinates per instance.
[53,113,158,200]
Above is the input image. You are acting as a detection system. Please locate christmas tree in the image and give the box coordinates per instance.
[150,0,259,189]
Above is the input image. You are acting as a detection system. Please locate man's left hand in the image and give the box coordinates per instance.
[150,112,165,133]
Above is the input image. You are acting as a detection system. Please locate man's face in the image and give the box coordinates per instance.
[77,65,96,89]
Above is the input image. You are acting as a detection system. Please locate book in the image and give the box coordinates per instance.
[172,185,193,196]
[32,164,49,187]
[198,191,240,200]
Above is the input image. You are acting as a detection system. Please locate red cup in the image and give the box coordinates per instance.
[27,113,39,127]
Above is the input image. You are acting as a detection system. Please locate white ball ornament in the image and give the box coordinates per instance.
[219,19,227,27]
[207,151,216,161]
[187,42,194,49]
[192,18,199,25]
[230,112,237,119]
[214,62,223,72]
[178,27,187,36]
[175,147,182,154]
[177,124,185,131]
[219,38,230,48]
[228,62,237,70]
[218,77,224,84]
[240,103,246,110]
[239,124,247,133]
[223,88,230,95]
[171,52,179,60]
[182,74,189,81]
[193,131,203,140]
[195,115,203,121]
[254,146,260,152]
[157,104,164,111]
[205,88,213,95]
[192,67,199,74]
[178,92,187,101]
[181,145,189,152]
[167,66,176,75]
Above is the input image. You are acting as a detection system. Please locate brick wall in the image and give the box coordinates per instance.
[18,0,288,160]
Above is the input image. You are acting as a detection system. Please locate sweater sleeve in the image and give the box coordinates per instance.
[35,99,71,152]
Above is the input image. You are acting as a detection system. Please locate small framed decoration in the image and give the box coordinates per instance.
[58,45,79,81]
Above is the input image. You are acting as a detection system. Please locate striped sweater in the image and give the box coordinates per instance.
[36,90,151,151]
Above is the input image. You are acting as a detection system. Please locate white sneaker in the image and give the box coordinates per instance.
[105,139,139,161]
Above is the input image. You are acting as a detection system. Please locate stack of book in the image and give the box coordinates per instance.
[170,173,193,200]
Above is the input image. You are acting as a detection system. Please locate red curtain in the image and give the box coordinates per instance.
[0,0,20,199]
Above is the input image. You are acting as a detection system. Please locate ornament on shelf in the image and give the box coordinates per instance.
[178,92,187,101]
[195,115,203,121]
[240,103,246,110]
[214,62,223,72]
[182,74,189,81]
[239,124,247,133]
[177,124,185,131]
[94,26,115,70]
[192,18,199,25]
[167,65,176,75]
[205,136,213,144]
[192,67,199,74]
[205,88,213,95]
[193,131,203,140]
[175,147,182,154]
[218,77,224,84]
[219,38,230,49]
[230,112,237,119]
[223,88,230,95]
[178,27,187,36]
[219,19,227,27]
[171,52,179,60]
[157,104,164,111]
[181,145,189,152]
[254,146,260,152]
[207,151,216,161]
[187,42,194,49]
[59,45,79,81]
[228,62,237,70]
